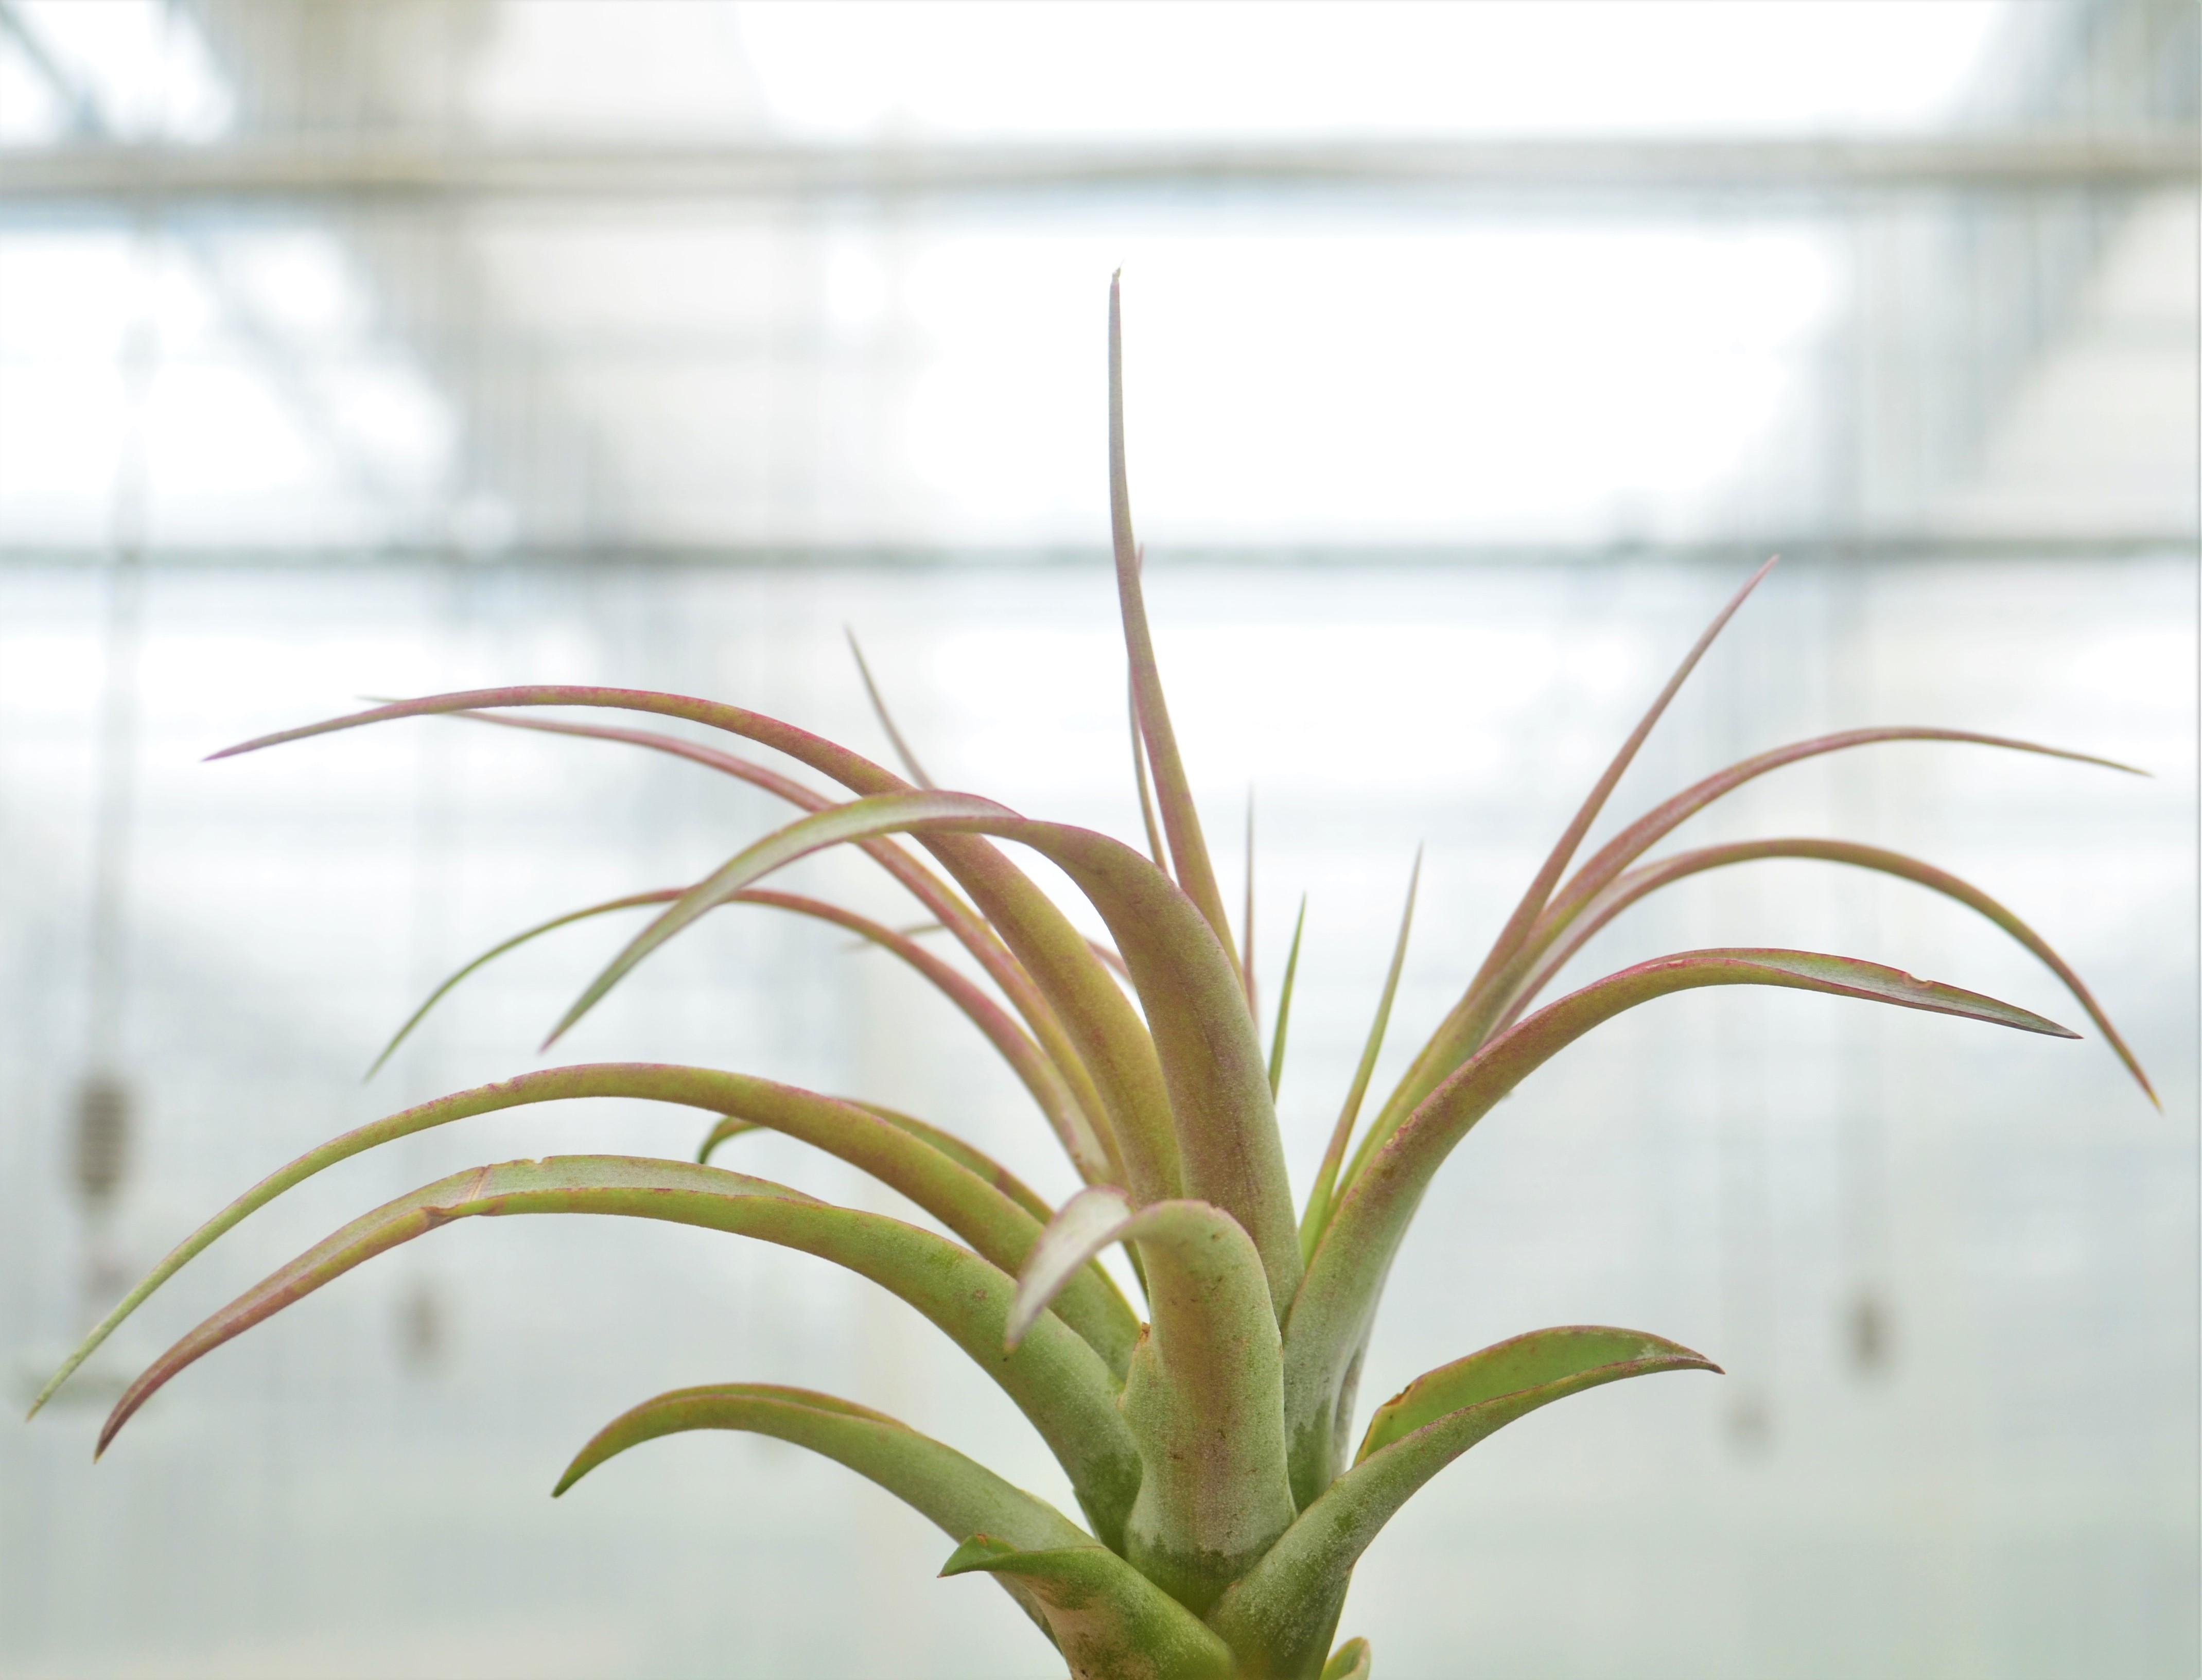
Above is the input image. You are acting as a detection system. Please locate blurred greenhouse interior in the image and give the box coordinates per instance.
[0,2,2195,1675]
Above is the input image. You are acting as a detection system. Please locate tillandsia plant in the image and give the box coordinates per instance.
[35,279,2155,1680]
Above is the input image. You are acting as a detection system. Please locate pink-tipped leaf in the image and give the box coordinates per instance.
[1213,1329,1717,1679]
[98,1153,1143,1547]
[1493,837,2155,1105]
[1284,947,2076,1505]
[1111,277,1240,987]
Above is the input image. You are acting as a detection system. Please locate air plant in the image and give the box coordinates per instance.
[33,280,2153,1680]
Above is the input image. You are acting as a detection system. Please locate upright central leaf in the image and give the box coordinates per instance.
[1009,1188,1299,1618]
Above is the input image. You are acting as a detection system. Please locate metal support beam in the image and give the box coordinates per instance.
[0,535,2190,571]
[3,131,2195,209]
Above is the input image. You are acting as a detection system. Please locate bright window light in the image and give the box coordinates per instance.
[732,1,2006,139]
[13,0,232,139]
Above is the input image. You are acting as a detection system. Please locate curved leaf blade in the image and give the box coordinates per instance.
[1017,1190,1297,1613]
[548,791,1017,1047]
[1360,724,2142,1174]
[97,1154,1143,1547]
[40,1062,1129,1421]
[563,794,1298,1314]
[940,1534,1236,1680]
[1007,1185,1138,1349]
[1285,947,2076,1505]
[1493,837,2157,1106]
[557,1380,1086,1646]
[1457,557,1777,1010]
[1212,1342,1716,1680]
[1111,277,1239,984]
[213,684,1155,1199]
[847,627,936,789]
[1355,1324,1719,1462]
[1320,1638,1373,1680]
[1268,893,1308,1099]
[554,1380,1085,1548]
[366,888,674,1078]
[1300,850,1420,1261]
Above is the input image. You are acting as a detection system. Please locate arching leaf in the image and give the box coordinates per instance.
[212,685,1163,1207]
[1354,1325,1718,1462]
[1455,558,1777,1016]
[1354,725,2142,1183]
[560,793,1300,1316]
[97,1155,1142,1548]
[36,1062,1133,1421]
[703,1097,1058,1228]
[557,1381,1086,1643]
[1212,1336,1716,1680]
[1493,837,2155,1104]
[1285,948,2075,1505]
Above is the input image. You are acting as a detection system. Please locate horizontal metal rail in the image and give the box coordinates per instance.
[1,536,2191,570]
[3,131,2194,209]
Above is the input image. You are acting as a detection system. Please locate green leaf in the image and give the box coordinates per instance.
[97,1154,1143,1547]
[1130,672,1168,870]
[547,791,1022,1047]
[1010,1187,1298,1615]
[1284,947,2077,1507]
[1006,1186,1143,1349]
[214,685,1156,1201]
[555,1380,1083,1541]
[707,1096,1058,1227]
[367,879,1100,1181]
[1494,837,2156,1105]
[36,1063,1134,1420]
[735,888,1110,1174]
[1111,276,1240,987]
[365,888,675,1079]
[1243,793,1259,1018]
[1320,1638,1372,1680]
[1212,1338,1715,1680]
[455,710,1125,1178]
[846,627,936,789]
[1299,850,1419,1263]
[558,1381,1088,1648]
[562,792,1300,1317]
[1357,723,2143,1181]
[939,1534,1236,1680]
[1268,894,1307,1099]
[1354,1325,1719,1462]
[1455,559,1777,1027]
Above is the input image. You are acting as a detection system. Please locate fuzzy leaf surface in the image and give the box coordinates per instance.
[941,1534,1236,1680]
[703,1097,1058,1227]
[37,1063,1135,1413]
[1286,948,2075,1504]
[1110,277,1239,984]
[1211,1342,1715,1680]
[557,1381,1086,1642]
[1367,726,2140,1149]
[1013,1190,1298,1614]
[1495,837,2155,1104]
[214,685,1165,1208]
[1355,1325,1718,1461]
[566,792,1299,1314]
[95,1154,1142,1546]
